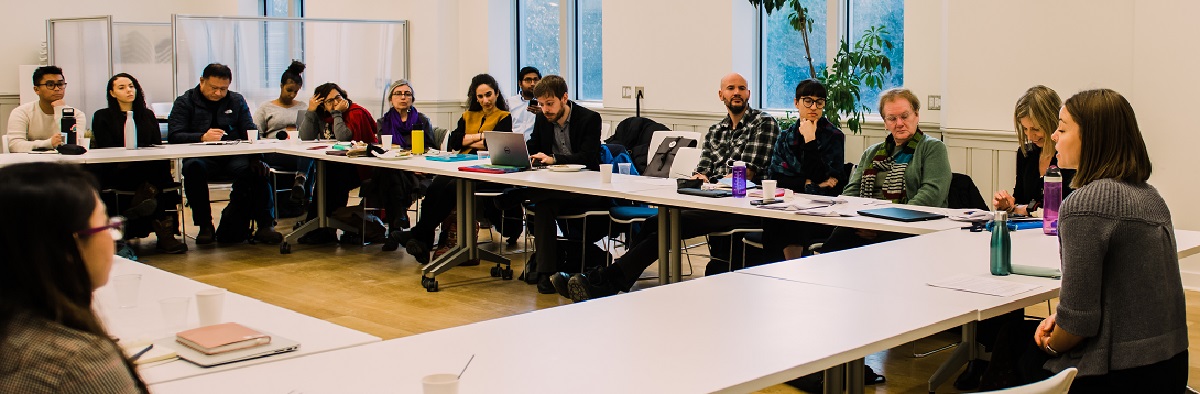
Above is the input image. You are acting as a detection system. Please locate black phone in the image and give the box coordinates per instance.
[529,98,538,107]
[750,198,782,206]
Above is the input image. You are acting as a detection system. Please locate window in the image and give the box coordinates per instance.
[761,0,827,111]
[759,0,903,113]
[262,0,304,88]
[517,0,603,101]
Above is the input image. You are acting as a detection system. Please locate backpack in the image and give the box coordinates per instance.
[600,144,640,176]
[215,196,254,243]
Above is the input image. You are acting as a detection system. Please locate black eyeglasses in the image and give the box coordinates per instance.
[391,91,414,97]
[522,77,541,83]
[77,217,125,241]
[800,97,826,109]
[39,81,68,90]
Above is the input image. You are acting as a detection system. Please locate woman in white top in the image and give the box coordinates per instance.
[252,61,312,216]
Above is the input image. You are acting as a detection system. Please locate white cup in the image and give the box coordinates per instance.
[617,162,632,175]
[195,288,227,327]
[112,274,141,308]
[79,137,91,149]
[286,130,299,144]
[422,374,460,394]
[783,188,795,201]
[247,132,259,144]
[762,180,777,201]
[380,134,393,150]
[599,163,613,183]
[2,134,9,154]
[159,297,190,333]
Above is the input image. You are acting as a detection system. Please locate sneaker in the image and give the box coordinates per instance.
[155,236,188,254]
[566,268,619,302]
[403,235,431,264]
[382,230,403,252]
[536,273,557,294]
[254,227,284,245]
[196,225,217,245]
[298,228,336,245]
[289,184,307,206]
[549,272,571,298]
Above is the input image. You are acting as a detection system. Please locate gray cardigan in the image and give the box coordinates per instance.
[840,133,951,207]
[1046,179,1187,376]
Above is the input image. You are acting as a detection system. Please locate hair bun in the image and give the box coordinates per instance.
[286,60,306,75]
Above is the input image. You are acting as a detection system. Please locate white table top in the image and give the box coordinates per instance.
[95,257,380,385]
[150,273,975,394]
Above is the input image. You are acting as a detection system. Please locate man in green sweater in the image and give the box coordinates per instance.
[821,87,951,252]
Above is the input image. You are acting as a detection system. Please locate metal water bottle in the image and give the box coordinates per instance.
[991,211,1012,276]
[124,111,138,150]
[731,160,746,198]
[1043,167,1062,235]
[60,107,76,145]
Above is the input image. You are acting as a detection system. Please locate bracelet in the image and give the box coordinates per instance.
[1044,342,1060,356]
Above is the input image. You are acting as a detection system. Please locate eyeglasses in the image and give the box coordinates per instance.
[522,77,541,83]
[391,91,414,97]
[77,216,125,241]
[323,95,344,105]
[39,82,68,90]
[800,97,826,109]
[884,111,914,124]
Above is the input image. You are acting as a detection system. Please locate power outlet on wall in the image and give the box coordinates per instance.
[622,86,633,98]
[634,86,645,99]
[928,95,942,110]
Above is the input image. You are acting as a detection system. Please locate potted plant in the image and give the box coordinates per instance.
[750,0,894,134]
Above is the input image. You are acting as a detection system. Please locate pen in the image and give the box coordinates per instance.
[129,344,154,362]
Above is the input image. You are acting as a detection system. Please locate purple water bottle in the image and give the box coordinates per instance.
[1043,166,1062,235]
[731,161,746,198]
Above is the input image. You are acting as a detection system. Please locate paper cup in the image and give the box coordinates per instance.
[2,134,9,154]
[599,164,613,183]
[112,274,141,308]
[617,162,632,175]
[381,134,393,150]
[248,132,259,144]
[422,374,460,394]
[79,137,91,149]
[286,130,299,144]
[195,288,227,327]
[761,180,777,201]
[159,297,190,333]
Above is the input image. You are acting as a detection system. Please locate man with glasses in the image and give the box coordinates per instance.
[819,87,950,252]
[506,66,542,140]
[168,63,281,245]
[6,66,87,153]
[557,73,779,302]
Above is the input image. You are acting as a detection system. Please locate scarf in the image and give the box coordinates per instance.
[860,131,925,203]
[381,106,422,148]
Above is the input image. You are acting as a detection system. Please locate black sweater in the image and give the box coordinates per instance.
[91,107,161,148]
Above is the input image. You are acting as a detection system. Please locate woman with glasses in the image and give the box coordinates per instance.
[0,162,148,393]
[296,83,379,245]
[763,79,845,260]
[820,87,951,253]
[89,73,188,254]
[254,60,313,217]
[375,80,437,251]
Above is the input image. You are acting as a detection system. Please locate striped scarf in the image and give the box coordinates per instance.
[860,132,925,203]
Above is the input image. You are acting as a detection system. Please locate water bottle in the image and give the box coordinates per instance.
[1043,167,1062,235]
[124,111,138,150]
[60,107,76,145]
[991,210,1012,276]
[731,160,747,198]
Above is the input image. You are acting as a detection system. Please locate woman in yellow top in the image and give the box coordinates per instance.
[396,74,515,264]
[448,74,512,153]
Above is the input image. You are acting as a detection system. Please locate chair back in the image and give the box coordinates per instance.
[981,368,1077,394]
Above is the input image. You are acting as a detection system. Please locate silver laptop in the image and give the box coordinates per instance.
[163,332,300,368]
[483,132,534,169]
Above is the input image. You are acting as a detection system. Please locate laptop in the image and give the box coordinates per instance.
[483,132,534,169]
[163,332,300,368]
[857,207,947,222]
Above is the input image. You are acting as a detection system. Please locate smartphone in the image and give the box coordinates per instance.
[529,98,538,107]
[750,199,782,206]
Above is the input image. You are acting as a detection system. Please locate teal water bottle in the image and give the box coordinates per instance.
[990,211,1012,276]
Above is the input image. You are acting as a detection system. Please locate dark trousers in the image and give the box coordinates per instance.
[509,189,608,273]
[817,226,913,253]
[182,155,274,226]
[980,320,1188,393]
[609,210,761,291]
[88,160,179,238]
[305,162,362,221]
[761,218,834,261]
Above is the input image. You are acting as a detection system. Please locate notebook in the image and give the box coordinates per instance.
[857,207,947,222]
[176,322,271,355]
[483,132,534,168]
[425,154,478,162]
[165,330,300,368]
[459,164,525,174]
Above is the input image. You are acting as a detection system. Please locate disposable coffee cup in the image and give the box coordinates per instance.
[287,130,299,144]
[247,132,259,144]
[195,288,227,327]
[422,373,460,394]
[381,134,393,150]
[599,164,613,183]
[79,137,91,149]
[762,180,777,202]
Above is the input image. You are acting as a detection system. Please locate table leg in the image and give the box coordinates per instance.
[847,359,865,394]
[423,179,508,278]
[283,160,327,246]
[668,207,681,283]
[824,363,846,394]
[927,321,983,392]
[657,206,669,285]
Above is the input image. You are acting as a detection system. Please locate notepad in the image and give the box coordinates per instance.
[459,164,524,174]
[176,322,271,355]
[425,154,478,162]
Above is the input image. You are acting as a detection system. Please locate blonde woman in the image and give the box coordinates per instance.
[993,86,1073,215]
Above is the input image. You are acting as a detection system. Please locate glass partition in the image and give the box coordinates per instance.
[113,22,174,113]
[174,16,409,118]
[47,16,112,128]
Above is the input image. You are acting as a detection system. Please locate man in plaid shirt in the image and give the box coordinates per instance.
[553,73,780,301]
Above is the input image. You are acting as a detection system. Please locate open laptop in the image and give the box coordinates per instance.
[164,333,300,368]
[483,132,534,169]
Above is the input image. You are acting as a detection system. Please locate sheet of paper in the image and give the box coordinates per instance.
[927,274,1041,297]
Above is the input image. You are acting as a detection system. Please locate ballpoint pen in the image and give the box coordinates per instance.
[129,344,154,362]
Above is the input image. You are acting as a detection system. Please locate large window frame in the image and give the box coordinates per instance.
[261,0,304,89]
[515,0,603,103]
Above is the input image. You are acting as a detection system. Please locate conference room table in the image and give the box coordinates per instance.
[95,256,381,385]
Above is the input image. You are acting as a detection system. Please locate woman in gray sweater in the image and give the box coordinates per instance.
[986,89,1186,392]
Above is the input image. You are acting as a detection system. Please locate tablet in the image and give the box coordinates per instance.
[857,207,946,222]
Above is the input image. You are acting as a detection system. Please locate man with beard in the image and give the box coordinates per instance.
[553,73,780,302]
[506,66,542,140]
[493,75,607,294]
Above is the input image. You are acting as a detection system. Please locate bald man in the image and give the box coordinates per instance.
[553,72,781,301]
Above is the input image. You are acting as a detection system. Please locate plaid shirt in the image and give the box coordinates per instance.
[695,107,779,181]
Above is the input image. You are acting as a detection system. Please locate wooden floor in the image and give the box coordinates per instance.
[129,201,1200,393]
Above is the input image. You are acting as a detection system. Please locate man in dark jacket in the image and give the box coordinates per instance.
[495,75,609,294]
[168,63,281,245]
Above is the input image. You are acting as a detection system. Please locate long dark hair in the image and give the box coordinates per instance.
[106,73,156,122]
[1063,89,1152,188]
[0,163,148,391]
[313,82,351,119]
[466,74,508,112]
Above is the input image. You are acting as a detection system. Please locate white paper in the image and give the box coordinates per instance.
[927,274,1041,297]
